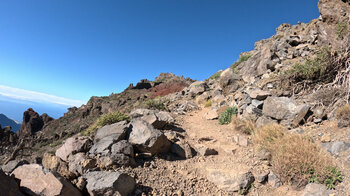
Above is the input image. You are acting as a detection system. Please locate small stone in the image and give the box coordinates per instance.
[195,145,218,156]
[233,134,249,147]
[268,172,282,188]
[321,134,331,143]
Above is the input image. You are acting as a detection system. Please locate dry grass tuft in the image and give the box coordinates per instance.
[271,134,334,187]
[232,116,256,135]
[253,124,341,188]
[253,124,285,150]
[336,104,350,121]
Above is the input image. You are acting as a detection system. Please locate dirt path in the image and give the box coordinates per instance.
[129,108,302,195]
[176,108,301,196]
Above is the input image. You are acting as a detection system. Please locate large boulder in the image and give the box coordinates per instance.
[85,171,135,196]
[0,169,23,196]
[187,81,208,97]
[128,119,171,155]
[97,140,135,169]
[130,109,174,129]
[42,153,75,180]
[67,153,96,176]
[89,121,129,155]
[12,164,81,196]
[219,68,243,95]
[246,88,271,100]
[206,166,254,193]
[262,97,297,120]
[55,136,92,161]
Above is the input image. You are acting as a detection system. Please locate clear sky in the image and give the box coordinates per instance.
[0,0,319,106]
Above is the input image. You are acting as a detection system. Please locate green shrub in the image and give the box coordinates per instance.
[218,107,237,125]
[82,111,130,136]
[143,99,166,110]
[209,70,222,80]
[336,21,348,40]
[285,47,331,81]
[230,54,252,73]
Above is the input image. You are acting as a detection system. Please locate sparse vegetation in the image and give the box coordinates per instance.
[82,111,130,136]
[231,54,252,74]
[218,107,237,125]
[142,98,167,110]
[204,100,212,107]
[336,104,350,122]
[232,116,256,135]
[209,70,223,80]
[254,124,341,188]
[285,47,332,81]
[336,20,348,40]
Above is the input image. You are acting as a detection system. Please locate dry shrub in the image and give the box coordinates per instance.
[232,116,256,135]
[204,100,212,107]
[271,134,334,187]
[336,104,350,121]
[253,124,285,150]
[313,87,345,106]
[254,124,341,188]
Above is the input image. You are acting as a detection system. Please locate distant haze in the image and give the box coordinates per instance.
[0,95,69,122]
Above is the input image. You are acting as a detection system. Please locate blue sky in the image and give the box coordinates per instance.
[0,0,319,107]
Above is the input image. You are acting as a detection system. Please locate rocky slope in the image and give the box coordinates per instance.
[1,0,350,195]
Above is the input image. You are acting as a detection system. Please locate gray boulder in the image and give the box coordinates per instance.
[97,140,136,168]
[111,140,134,157]
[302,183,332,196]
[85,171,135,196]
[207,169,254,192]
[89,121,129,155]
[322,141,350,156]
[188,81,208,97]
[2,160,29,174]
[130,109,174,129]
[55,136,92,161]
[262,96,297,120]
[0,169,23,196]
[129,119,171,155]
[219,68,243,95]
[246,89,271,100]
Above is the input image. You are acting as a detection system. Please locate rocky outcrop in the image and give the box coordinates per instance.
[219,69,243,95]
[12,164,81,196]
[89,121,129,155]
[17,108,53,137]
[129,119,171,155]
[85,171,135,196]
[55,136,92,161]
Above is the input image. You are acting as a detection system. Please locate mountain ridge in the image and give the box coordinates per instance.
[0,113,21,132]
